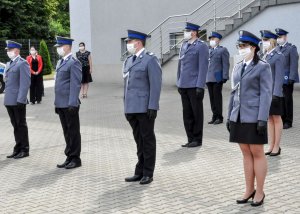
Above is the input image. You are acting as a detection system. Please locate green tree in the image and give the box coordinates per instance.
[39,40,53,75]
[0,0,53,39]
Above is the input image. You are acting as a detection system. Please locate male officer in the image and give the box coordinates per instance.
[206,32,230,125]
[177,22,209,148]
[275,28,299,129]
[4,40,31,159]
[54,36,82,169]
[123,30,162,185]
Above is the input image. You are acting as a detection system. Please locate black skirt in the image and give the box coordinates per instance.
[269,97,283,116]
[81,66,93,83]
[229,116,268,145]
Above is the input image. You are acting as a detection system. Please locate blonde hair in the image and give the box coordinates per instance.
[269,38,277,50]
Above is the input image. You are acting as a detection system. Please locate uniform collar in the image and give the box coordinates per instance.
[267,48,276,55]
[243,58,253,67]
[135,48,145,58]
[188,38,197,44]
[11,55,20,62]
[280,41,288,47]
[63,52,73,60]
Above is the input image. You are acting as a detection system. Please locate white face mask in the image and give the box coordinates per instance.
[30,50,36,55]
[127,43,137,55]
[238,47,252,59]
[57,46,65,57]
[262,41,271,52]
[79,46,85,51]
[209,40,217,48]
[277,38,285,46]
[184,31,192,40]
[7,51,16,59]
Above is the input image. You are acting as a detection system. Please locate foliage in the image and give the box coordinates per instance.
[39,40,53,75]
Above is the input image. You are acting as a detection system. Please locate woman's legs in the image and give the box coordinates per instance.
[267,116,275,152]
[249,144,267,201]
[272,115,283,153]
[239,143,255,198]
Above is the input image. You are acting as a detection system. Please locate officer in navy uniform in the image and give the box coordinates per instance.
[177,22,209,148]
[260,30,285,156]
[227,30,272,207]
[275,28,299,129]
[123,30,162,185]
[54,36,82,169]
[4,40,31,159]
[206,31,230,125]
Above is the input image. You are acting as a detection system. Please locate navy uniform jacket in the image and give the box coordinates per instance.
[54,55,82,108]
[276,42,299,84]
[177,39,209,89]
[4,56,31,106]
[228,60,272,123]
[123,50,162,114]
[206,45,230,83]
[264,49,285,97]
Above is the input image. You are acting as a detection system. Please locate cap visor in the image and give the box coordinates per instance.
[54,44,62,47]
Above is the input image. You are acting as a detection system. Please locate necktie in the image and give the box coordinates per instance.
[10,60,13,65]
[132,55,137,62]
[241,63,247,77]
[60,59,64,66]
[187,43,191,49]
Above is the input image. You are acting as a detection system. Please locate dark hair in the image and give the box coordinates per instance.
[79,42,85,47]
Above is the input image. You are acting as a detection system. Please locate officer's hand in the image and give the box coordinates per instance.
[177,88,182,94]
[196,88,204,99]
[55,108,59,114]
[147,109,157,120]
[17,102,26,109]
[288,80,295,85]
[226,119,230,133]
[222,79,227,83]
[68,106,79,115]
[257,120,267,136]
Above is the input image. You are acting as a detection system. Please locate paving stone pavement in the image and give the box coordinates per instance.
[0,77,299,214]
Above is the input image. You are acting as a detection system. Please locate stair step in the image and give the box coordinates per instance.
[242,11,251,22]
[233,17,243,27]
[225,24,234,33]
[251,5,260,15]
[260,0,269,10]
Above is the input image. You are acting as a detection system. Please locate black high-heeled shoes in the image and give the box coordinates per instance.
[265,151,272,155]
[236,190,256,204]
[251,193,265,207]
[270,147,281,156]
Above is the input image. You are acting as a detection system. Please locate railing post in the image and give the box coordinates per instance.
[238,0,241,18]
[159,26,163,60]
[213,0,216,31]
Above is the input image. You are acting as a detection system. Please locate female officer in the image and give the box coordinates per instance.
[260,30,285,156]
[227,30,272,206]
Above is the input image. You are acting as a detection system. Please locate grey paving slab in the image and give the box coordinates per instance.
[0,78,299,213]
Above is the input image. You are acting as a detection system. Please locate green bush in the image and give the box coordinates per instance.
[39,40,53,75]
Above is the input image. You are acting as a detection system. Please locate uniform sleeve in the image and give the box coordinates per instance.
[227,65,237,120]
[177,43,183,84]
[196,43,209,88]
[147,56,162,110]
[258,63,272,121]
[17,61,31,104]
[68,60,82,107]
[222,48,230,80]
[273,55,285,96]
[289,45,299,81]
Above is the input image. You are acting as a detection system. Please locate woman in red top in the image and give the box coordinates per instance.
[26,46,43,104]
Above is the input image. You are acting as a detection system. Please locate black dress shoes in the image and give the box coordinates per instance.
[181,142,191,147]
[213,119,223,125]
[13,151,29,159]
[236,190,256,204]
[140,176,153,185]
[208,119,216,124]
[65,160,82,169]
[270,147,281,156]
[251,193,265,207]
[7,151,19,158]
[283,123,292,129]
[187,141,202,148]
[125,175,143,182]
[57,160,71,168]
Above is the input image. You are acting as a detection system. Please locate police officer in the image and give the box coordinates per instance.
[227,31,272,207]
[275,28,299,129]
[260,30,285,156]
[54,36,82,169]
[123,30,162,185]
[206,31,230,125]
[4,40,31,159]
[177,22,209,148]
